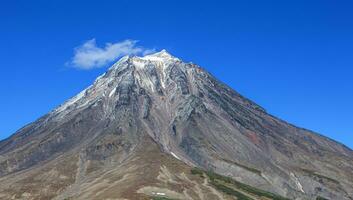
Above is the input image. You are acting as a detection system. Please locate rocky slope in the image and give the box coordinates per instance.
[0,50,352,200]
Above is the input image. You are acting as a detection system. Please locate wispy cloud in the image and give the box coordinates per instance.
[69,39,155,70]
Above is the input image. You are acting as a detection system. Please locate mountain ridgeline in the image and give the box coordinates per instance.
[0,50,352,200]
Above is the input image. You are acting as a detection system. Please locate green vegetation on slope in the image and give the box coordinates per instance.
[221,158,262,175]
[191,168,204,176]
[192,168,290,200]
[316,196,329,200]
[211,181,254,200]
[301,168,340,184]
[152,197,176,200]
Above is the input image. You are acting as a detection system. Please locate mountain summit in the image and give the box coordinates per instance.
[0,51,352,200]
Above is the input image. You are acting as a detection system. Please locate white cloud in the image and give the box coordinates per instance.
[70,39,155,69]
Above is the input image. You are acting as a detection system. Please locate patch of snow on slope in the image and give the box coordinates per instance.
[290,172,305,193]
[170,152,181,160]
[111,55,130,70]
[132,58,146,69]
[153,192,166,196]
[54,89,87,113]
[109,88,116,97]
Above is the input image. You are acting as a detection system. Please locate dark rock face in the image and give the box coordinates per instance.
[169,63,190,95]
[0,50,352,200]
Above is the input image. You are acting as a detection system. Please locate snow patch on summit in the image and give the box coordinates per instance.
[136,49,179,64]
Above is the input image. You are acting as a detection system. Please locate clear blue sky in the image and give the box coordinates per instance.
[0,0,352,149]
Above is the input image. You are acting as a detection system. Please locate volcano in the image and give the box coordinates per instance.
[0,50,352,200]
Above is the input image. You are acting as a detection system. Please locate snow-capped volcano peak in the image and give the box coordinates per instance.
[109,49,179,72]
[147,49,173,58]
[139,49,179,62]
[53,49,184,116]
